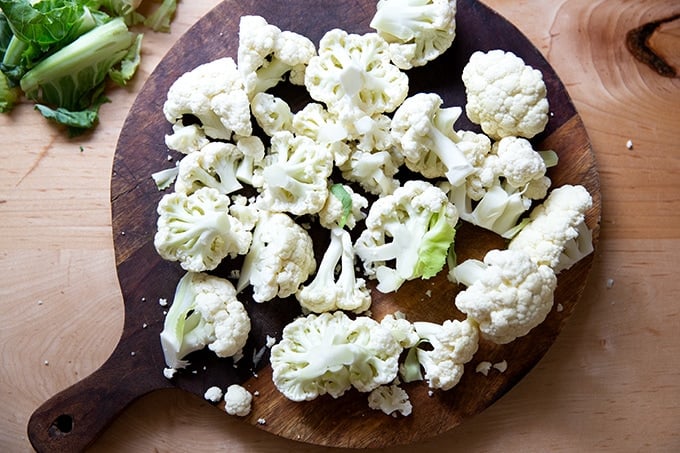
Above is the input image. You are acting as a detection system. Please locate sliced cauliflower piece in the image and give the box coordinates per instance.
[339,147,403,196]
[270,311,402,401]
[304,28,409,123]
[237,15,316,98]
[462,49,549,140]
[159,272,251,369]
[250,92,293,137]
[237,211,316,302]
[509,184,594,273]
[453,248,557,344]
[368,383,413,417]
[154,187,252,272]
[175,141,245,195]
[370,0,457,70]
[163,57,251,141]
[296,227,372,314]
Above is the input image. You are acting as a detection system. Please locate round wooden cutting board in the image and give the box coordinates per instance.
[27,0,601,451]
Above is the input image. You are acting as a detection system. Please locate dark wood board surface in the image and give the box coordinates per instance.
[27,0,601,451]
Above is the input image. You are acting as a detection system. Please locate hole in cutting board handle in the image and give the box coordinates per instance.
[48,414,74,437]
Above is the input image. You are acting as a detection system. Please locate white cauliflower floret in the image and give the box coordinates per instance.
[454,129,492,200]
[270,312,402,401]
[256,131,333,216]
[370,0,457,70]
[163,57,251,141]
[159,272,251,369]
[296,227,372,314]
[233,135,266,187]
[453,248,557,344]
[154,187,252,272]
[339,147,403,196]
[509,184,594,273]
[355,180,458,292]
[292,102,352,166]
[318,183,368,230]
[224,384,253,416]
[237,211,316,302]
[402,318,479,390]
[442,136,555,238]
[380,312,419,348]
[165,123,209,154]
[203,386,223,403]
[368,383,413,417]
[175,141,245,195]
[462,49,549,140]
[237,15,316,98]
[391,92,473,186]
[304,29,409,124]
[250,92,293,137]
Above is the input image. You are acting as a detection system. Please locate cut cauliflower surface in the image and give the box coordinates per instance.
[509,184,594,272]
[453,248,557,344]
[237,15,316,98]
[224,384,253,416]
[163,57,251,141]
[462,49,549,140]
[370,0,457,70]
[237,211,316,302]
[154,187,253,273]
[305,29,409,124]
[270,311,402,401]
[174,141,245,195]
[159,272,251,369]
[250,92,293,137]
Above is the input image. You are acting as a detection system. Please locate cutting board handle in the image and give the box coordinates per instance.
[27,344,168,453]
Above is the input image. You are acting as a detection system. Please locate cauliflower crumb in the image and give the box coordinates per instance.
[43,360,49,366]
[163,367,177,379]
[158,298,168,307]
[425,289,432,298]
[626,139,634,150]
[142,323,148,329]
[130,351,136,357]
[224,384,253,416]
[493,360,508,373]
[257,418,267,425]
[253,390,260,396]
[265,335,277,348]
[606,278,615,289]
[204,386,223,403]
[556,303,564,312]
[475,361,492,376]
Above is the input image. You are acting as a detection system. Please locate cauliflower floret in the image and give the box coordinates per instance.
[270,312,402,401]
[292,102,352,166]
[391,92,473,186]
[454,129,492,200]
[462,49,549,140]
[175,142,245,195]
[163,57,251,141]
[203,386,223,403]
[441,136,555,238]
[339,147,403,196]
[237,15,316,98]
[304,28,409,124]
[165,123,209,154]
[380,312,419,348]
[256,131,333,216]
[452,248,557,344]
[224,384,253,416]
[237,211,316,302]
[154,187,252,272]
[250,92,293,137]
[318,183,368,230]
[402,318,479,390]
[509,184,594,273]
[368,383,413,417]
[370,0,457,70]
[159,272,251,369]
[296,227,372,314]
[355,180,458,292]
[233,135,266,187]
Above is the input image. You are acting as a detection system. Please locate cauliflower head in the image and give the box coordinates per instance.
[163,57,251,141]
[453,248,557,344]
[305,29,409,123]
[154,187,253,272]
[270,311,402,401]
[405,318,479,390]
[462,49,549,140]
[237,15,316,97]
[160,272,251,369]
[370,0,457,70]
[509,184,594,272]
[355,180,458,292]
[237,211,316,302]
[257,131,333,216]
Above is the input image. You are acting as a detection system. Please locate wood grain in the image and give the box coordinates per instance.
[2,1,679,452]
[25,0,601,450]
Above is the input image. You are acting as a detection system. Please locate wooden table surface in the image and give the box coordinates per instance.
[1,1,678,452]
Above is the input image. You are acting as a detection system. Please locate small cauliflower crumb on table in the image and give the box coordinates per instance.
[1,1,679,452]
